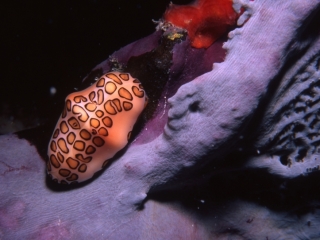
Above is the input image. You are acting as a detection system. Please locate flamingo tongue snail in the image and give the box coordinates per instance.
[47,71,148,184]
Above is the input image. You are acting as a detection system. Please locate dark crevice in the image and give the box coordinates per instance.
[148,167,320,216]
[125,29,187,120]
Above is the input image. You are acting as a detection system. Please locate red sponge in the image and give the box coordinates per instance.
[163,0,238,48]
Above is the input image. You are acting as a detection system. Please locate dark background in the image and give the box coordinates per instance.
[0,0,191,134]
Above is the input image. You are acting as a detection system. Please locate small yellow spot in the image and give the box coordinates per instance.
[167,33,184,41]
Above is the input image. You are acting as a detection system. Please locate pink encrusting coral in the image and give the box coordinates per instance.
[163,0,238,48]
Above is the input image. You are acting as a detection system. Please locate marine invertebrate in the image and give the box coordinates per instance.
[47,71,147,183]
[163,0,238,48]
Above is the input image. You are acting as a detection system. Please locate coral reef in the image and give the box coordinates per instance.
[1,0,320,239]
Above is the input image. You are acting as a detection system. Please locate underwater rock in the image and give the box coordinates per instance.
[1,0,320,239]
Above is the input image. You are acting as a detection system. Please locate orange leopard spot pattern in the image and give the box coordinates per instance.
[47,71,147,184]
